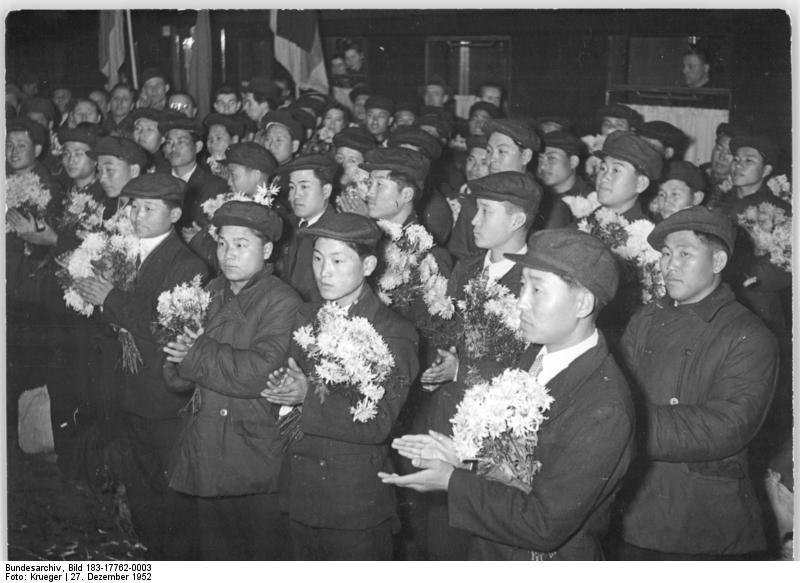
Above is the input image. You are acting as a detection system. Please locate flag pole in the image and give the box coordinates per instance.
[126,10,138,89]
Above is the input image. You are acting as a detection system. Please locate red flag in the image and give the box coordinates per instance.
[270,10,328,95]
[99,10,125,89]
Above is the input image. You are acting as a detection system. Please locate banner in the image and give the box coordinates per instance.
[270,10,329,95]
[99,10,125,89]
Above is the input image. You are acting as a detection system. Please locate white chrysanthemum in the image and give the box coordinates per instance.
[563,192,601,219]
[350,399,378,423]
[377,219,403,241]
[64,288,94,317]
[404,224,434,253]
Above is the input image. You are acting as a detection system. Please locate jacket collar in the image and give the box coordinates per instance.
[345,284,381,321]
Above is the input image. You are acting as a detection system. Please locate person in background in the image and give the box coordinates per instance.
[103,83,136,137]
[168,92,198,120]
[138,67,170,111]
[683,45,712,89]
[364,95,395,146]
[651,161,706,220]
[348,83,373,126]
[537,130,592,201]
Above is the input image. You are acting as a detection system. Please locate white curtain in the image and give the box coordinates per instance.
[627,104,729,166]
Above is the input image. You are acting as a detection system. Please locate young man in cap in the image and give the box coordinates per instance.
[637,120,688,162]
[19,96,62,174]
[74,173,209,560]
[381,229,635,561]
[159,116,228,234]
[331,126,377,206]
[241,77,282,128]
[138,67,170,111]
[67,98,103,129]
[583,103,643,180]
[90,136,148,211]
[702,122,744,198]
[103,83,136,137]
[652,161,706,220]
[364,95,395,145]
[129,108,171,173]
[415,170,542,559]
[201,112,246,180]
[537,130,592,200]
[616,206,778,560]
[165,199,301,560]
[276,153,339,302]
[348,83,373,126]
[257,109,303,166]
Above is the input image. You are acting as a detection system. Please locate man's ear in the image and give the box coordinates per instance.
[362,254,378,277]
[712,249,728,274]
[291,139,300,154]
[692,190,705,206]
[400,185,415,205]
[169,206,183,225]
[322,183,333,202]
[263,241,274,260]
[762,163,774,180]
[130,164,142,179]
[569,155,580,171]
[194,141,203,155]
[574,287,596,319]
[521,148,533,167]
[34,144,43,159]
[635,174,651,195]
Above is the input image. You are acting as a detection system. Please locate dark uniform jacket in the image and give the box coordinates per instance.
[179,164,229,231]
[447,332,635,560]
[619,283,778,555]
[288,286,420,530]
[102,230,209,419]
[275,205,337,303]
[168,266,302,497]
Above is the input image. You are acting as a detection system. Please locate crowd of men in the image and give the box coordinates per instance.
[5,48,793,561]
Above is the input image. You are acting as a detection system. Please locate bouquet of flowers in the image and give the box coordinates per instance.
[200,179,279,239]
[56,209,142,372]
[294,302,396,423]
[458,271,528,376]
[155,274,211,341]
[6,172,53,253]
[579,208,665,304]
[451,368,553,493]
[767,174,792,206]
[562,191,601,220]
[737,202,792,274]
[58,189,106,235]
[376,220,454,319]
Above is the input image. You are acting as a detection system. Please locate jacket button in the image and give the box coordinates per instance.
[220,408,228,416]
[669,398,679,406]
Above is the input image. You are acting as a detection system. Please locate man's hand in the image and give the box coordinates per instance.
[420,346,458,389]
[74,276,114,306]
[261,357,309,406]
[378,457,455,492]
[181,221,202,244]
[6,210,57,246]
[163,326,204,364]
[392,431,464,468]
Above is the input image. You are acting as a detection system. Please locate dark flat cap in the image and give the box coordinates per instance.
[332,127,377,153]
[638,121,687,150]
[416,113,453,140]
[121,172,187,203]
[535,115,575,133]
[469,101,500,119]
[730,135,780,166]
[202,113,246,139]
[7,117,47,146]
[20,97,56,122]
[141,67,168,84]
[542,131,583,157]
[349,83,373,102]
[484,118,541,152]
[394,101,418,115]
[294,94,327,116]
[287,106,316,133]
[262,110,302,141]
[597,103,640,124]
[300,212,382,250]
[466,134,489,151]
[280,153,339,183]
[648,206,735,254]
[387,126,442,161]
[89,136,148,168]
[212,200,283,241]
[467,171,542,216]
[57,124,99,148]
[364,95,395,115]
[421,74,452,93]
[360,147,430,189]
[159,115,203,138]
[225,142,278,174]
[715,122,748,140]
[243,77,280,100]
[596,131,663,181]
[507,229,619,308]
[661,161,706,192]
[129,108,164,125]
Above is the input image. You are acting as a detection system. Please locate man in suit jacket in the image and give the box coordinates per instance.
[381,229,636,560]
[74,173,209,560]
[275,153,338,302]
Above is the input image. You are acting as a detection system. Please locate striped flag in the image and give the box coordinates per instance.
[98,10,125,89]
[270,10,329,95]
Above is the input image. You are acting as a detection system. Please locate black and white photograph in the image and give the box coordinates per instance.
[2,5,796,571]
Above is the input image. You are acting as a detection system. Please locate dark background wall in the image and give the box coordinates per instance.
[5,9,792,171]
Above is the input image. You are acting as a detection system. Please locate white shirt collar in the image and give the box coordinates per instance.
[172,163,198,183]
[300,207,327,228]
[138,231,171,264]
[532,329,599,386]
[482,244,527,282]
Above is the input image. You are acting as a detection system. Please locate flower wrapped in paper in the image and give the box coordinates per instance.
[155,274,211,341]
[293,302,396,423]
[579,208,665,305]
[451,368,554,493]
[737,202,792,275]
